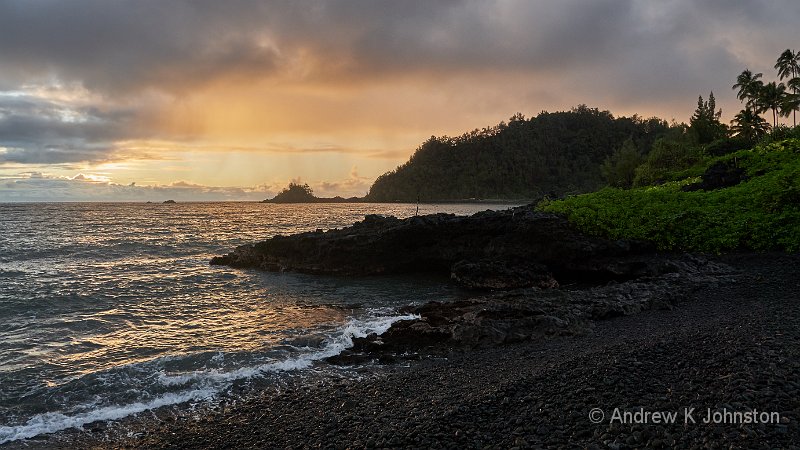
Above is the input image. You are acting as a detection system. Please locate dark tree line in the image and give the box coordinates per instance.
[365,106,669,202]
[362,49,800,202]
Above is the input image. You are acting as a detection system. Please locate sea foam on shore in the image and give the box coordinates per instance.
[0,312,416,445]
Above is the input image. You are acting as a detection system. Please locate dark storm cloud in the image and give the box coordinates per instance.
[0,0,799,166]
[0,1,283,94]
[0,94,133,164]
[2,0,797,92]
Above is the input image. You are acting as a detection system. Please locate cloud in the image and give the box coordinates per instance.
[0,166,375,202]
[0,87,149,164]
[1,0,799,184]
[0,172,273,202]
[267,166,372,198]
[3,1,797,90]
[314,166,371,197]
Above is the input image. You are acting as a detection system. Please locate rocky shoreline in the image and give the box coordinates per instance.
[210,206,737,363]
[31,252,799,449]
[331,254,734,365]
[11,209,799,448]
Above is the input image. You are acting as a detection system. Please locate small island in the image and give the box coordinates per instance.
[262,182,362,203]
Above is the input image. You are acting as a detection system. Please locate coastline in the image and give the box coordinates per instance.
[15,252,800,449]
[261,199,534,205]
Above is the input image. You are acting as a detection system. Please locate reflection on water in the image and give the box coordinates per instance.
[0,201,517,443]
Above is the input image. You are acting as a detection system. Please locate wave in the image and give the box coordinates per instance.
[0,388,216,445]
[0,312,416,445]
[157,313,415,387]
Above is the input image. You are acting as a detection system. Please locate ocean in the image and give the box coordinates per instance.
[0,202,515,444]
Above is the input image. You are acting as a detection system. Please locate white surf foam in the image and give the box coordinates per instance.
[0,387,216,445]
[158,313,417,387]
[0,312,416,445]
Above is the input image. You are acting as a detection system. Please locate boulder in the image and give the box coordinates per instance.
[683,160,746,192]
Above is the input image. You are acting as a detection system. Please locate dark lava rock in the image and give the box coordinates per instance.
[683,160,746,191]
[332,255,736,360]
[450,259,559,290]
[211,206,654,281]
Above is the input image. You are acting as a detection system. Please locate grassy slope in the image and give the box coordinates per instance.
[540,139,800,253]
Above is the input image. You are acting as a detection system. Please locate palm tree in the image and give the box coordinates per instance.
[787,80,800,127]
[775,49,800,126]
[757,82,788,129]
[782,92,800,123]
[732,69,764,108]
[790,77,800,94]
[731,108,770,142]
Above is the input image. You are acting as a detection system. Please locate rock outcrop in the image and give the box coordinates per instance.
[212,205,738,363]
[683,160,747,191]
[327,255,735,363]
[211,206,657,288]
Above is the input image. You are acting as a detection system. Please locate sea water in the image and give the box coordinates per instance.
[0,202,514,444]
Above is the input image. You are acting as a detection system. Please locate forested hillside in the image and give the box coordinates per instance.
[365,106,669,201]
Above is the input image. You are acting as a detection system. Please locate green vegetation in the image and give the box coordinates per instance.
[366,106,669,202]
[356,48,800,253]
[600,138,642,188]
[689,92,726,144]
[362,50,798,205]
[632,134,703,187]
[539,49,800,253]
[540,138,800,253]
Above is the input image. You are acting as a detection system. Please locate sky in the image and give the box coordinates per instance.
[1,0,799,201]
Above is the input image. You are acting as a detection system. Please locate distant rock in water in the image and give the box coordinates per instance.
[211,205,662,287]
[162,200,176,204]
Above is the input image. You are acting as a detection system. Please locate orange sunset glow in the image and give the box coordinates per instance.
[0,1,798,201]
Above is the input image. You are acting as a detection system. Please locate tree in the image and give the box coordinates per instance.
[690,92,725,144]
[788,78,800,124]
[790,77,800,96]
[269,182,317,203]
[365,107,670,201]
[781,92,800,124]
[732,69,764,108]
[775,49,800,126]
[757,82,788,129]
[730,108,770,142]
[633,137,700,187]
[601,137,642,188]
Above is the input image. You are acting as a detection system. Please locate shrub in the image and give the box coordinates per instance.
[540,139,800,252]
[633,138,703,187]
